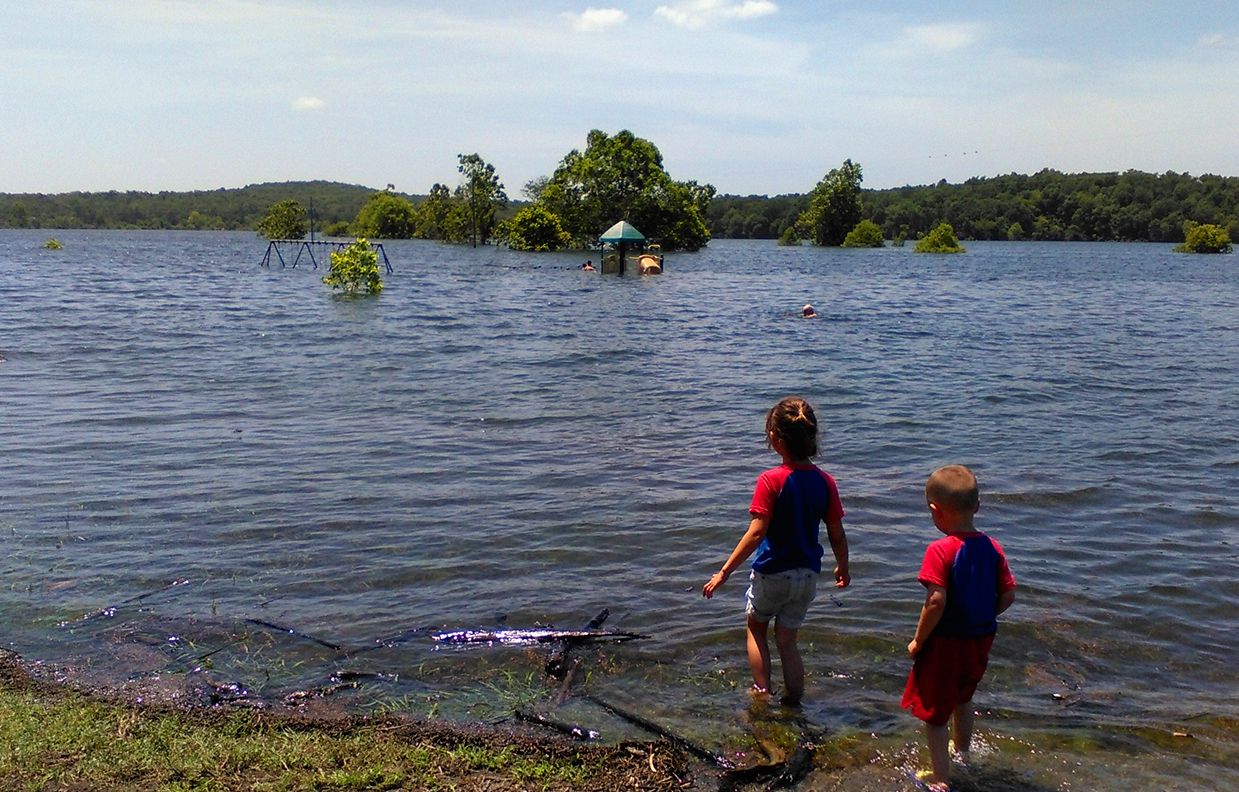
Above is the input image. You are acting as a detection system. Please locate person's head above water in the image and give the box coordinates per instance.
[802,304,816,317]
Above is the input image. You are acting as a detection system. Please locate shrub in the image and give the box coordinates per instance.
[915,222,965,253]
[256,200,307,240]
[323,238,383,295]
[503,205,572,251]
[842,219,884,248]
[1175,223,1232,253]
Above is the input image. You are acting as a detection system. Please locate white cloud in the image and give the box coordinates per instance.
[293,96,324,111]
[1198,32,1238,48]
[902,22,981,53]
[564,8,628,33]
[654,1,777,31]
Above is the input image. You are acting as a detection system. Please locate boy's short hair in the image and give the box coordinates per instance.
[926,464,979,512]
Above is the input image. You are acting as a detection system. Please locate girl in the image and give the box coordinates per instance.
[703,396,850,704]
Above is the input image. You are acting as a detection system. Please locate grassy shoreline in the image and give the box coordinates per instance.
[0,652,694,791]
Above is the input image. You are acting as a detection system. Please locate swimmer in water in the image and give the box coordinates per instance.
[802,304,817,318]
[582,260,596,271]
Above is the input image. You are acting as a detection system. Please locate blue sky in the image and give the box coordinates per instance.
[4,1,1238,195]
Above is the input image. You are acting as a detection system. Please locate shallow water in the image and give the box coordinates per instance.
[1,231,1236,789]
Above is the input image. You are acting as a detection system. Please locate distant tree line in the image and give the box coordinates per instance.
[709,169,1239,243]
[7,166,1238,247]
[0,181,384,232]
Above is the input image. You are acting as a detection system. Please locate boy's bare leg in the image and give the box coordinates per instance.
[774,623,803,703]
[925,721,951,790]
[745,614,772,693]
[952,701,975,761]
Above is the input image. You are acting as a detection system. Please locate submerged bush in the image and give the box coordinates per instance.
[1176,223,1232,253]
[43,238,63,250]
[503,205,572,251]
[323,238,383,295]
[842,219,884,248]
[915,222,965,253]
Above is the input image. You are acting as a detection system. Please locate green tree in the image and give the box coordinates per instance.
[1175,222,1232,253]
[457,153,508,247]
[323,238,383,295]
[915,222,965,253]
[354,191,416,238]
[256,199,308,239]
[842,219,884,248]
[414,183,454,240]
[535,129,713,251]
[1007,221,1026,240]
[502,205,573,251]
[777,226,801,246]
[796,159,864,246]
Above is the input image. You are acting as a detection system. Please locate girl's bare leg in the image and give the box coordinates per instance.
[745,614,771,692]
[774,623,804,703]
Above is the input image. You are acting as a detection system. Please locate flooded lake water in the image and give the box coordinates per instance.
[1,230,1236,789]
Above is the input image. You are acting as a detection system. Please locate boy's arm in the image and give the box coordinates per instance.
[825,517,850,588]
[997,588,1015,614]
[907,584,946,657]
[702,516,768,598]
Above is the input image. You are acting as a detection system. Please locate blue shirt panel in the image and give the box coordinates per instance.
[753,468,829,574]
[938,536,1002,637]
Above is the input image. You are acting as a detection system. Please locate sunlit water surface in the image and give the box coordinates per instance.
[1,231,1236,789]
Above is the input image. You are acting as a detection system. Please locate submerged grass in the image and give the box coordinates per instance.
[0,684,669,791]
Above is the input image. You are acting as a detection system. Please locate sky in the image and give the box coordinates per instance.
[4,1,1239,196]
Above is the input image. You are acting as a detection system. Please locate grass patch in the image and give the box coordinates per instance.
[0,685,659,790]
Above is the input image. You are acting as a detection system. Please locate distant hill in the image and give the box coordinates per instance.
[0,181,420,232]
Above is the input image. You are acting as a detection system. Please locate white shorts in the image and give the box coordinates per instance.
[745,568,818,629]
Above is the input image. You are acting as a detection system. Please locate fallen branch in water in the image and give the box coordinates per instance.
[66,578,191,624]
[245,619,343,652]
[579,693,730,769]
[514,708,600,741]
[433,628,646,647]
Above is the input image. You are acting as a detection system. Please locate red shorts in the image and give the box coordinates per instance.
[901,634,994,726]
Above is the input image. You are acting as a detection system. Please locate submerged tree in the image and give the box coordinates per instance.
[256,199,308,239]
[502,205,573,251]
[842,219,884,248]
[353,190,416,239]
[797,159,864,246]
[915,222,965,253]
[457,153,508,247]
[1175,221,1232,253]
[323,238,383,295]
[534,129,713,251]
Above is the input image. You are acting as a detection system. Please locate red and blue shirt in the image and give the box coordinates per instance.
[748,463,845,574]
[919,532,1017,637]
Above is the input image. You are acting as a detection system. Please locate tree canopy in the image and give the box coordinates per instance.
[797,159,864,246]
[915,222,965,253]
[501,205,573,251]
[353,191,417,239]
[255,199,308,240]
[1176,222,1233,253]
[530,129,713,251]
[842,219,884,248]
[456,153,508,247]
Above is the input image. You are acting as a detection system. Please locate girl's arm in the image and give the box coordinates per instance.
[907,584,947,657]
[702,516,769,598]
[825,517,850,588]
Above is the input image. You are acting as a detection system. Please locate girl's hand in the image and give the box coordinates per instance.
[702,570,729,598]
[907,638,921,658]
[834,564,850,588]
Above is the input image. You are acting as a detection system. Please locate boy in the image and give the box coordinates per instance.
[902,465,1016,791]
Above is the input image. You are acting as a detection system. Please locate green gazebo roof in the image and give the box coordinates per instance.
[599,220,646,243]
